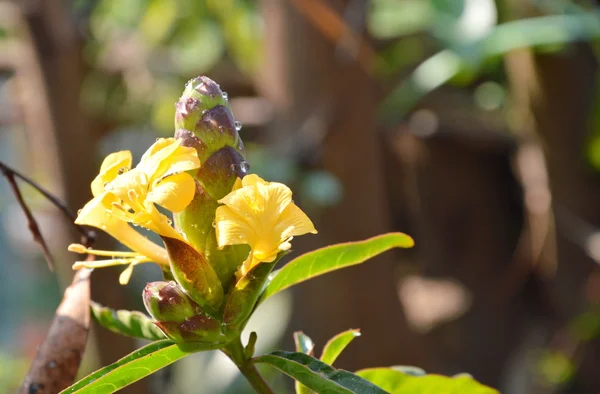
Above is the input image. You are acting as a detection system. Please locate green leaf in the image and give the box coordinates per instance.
[294,331,315,355]
[253,351,387,394]
[61,340,217,393]
[293,332,315,394]
[356,367,499,394]
[261,233,414,302]
[320,329,361,366]
[91,302,165,341]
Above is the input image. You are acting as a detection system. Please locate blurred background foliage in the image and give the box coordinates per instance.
[4,0,600,393]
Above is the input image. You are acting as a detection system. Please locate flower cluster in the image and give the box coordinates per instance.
[69,137,198,284]
[70,76,316,341]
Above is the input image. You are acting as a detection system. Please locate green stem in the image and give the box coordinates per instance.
[223,337,274,394]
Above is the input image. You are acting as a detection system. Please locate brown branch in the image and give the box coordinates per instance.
[19,267,93,394]
[0,161,95,271]
[0,163,56,270]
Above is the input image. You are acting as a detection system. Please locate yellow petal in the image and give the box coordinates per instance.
[215,173,317,273]
[91,151,132,197]
[138,138,200,182]
[257,180,293,224]
[241,173,268,188]
[147,172,196,213]
[218,182,261,218]
[75,193,169,265]
[145,204,185,240]
[138,138,179,176]
[215,205,257,247]
[231,177,243,191]
[75,193,120,228]
[160,144,200,177]
[105,169,149,207]
[275,202,318,240]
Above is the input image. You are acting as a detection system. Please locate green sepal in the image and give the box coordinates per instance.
[142,281,199,323]
[173,178,249,291]
[222,253,285,331]
[162,236,223,312]
[155,313,227,344]
[173,181,218,253]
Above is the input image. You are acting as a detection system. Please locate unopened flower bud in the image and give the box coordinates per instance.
[161,236,224,311]
[155,313,225,343]
[174,76,244,165]
[142,281,198,323]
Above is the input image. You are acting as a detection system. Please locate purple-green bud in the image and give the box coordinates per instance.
[155,313,225,343]
[162,236,224,311]
[174,76,245,165]
[173,75,250,297]
[142,281,198,323]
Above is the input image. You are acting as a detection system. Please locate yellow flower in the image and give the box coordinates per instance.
[104,138,200,240]
[70,138,200,284]
[215,174,317,278]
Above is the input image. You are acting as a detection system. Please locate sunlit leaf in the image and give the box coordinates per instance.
[61,340,216,393]
[253,351,387,394]
[261,233,414,302]
[320,329,361,366]
[356,367,498,394]
[91,302,165,341]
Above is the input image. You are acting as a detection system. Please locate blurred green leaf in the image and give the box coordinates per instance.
[301,171,343,207]
[374,38,425,77]
[261,233,414,302]
[431,0,464,18]
[91,301,165,341]
[206,0,262,74]
[89,0,145,42]
[356,367,499,393]
[151,82,185,134]
[368,0,432,39]
[140,0,177,45]
[60,340,214,393]
[320,329,361,366]
[0,352,28,392]
[253,351,387,394]
[538,351,574,386]
[569,309,600,341]
[171,20,224,74]
[382,13,600,122]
